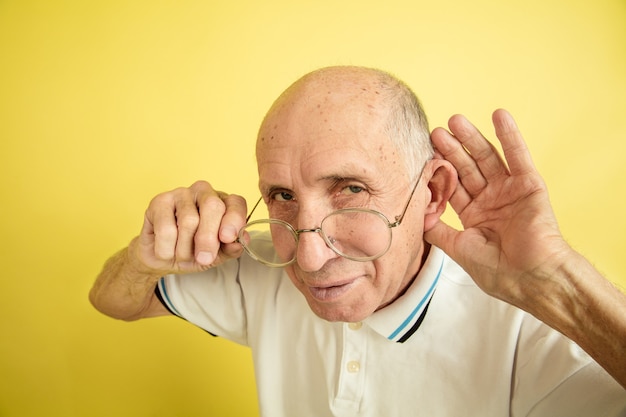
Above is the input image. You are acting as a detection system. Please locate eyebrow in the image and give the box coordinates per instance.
[260,173,382,198]
[322,175,371,189]
[257,162,382,196]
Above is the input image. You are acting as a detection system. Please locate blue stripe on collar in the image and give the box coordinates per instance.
[387,256,444,342]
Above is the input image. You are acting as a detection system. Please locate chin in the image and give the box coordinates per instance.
[308,300,374,323]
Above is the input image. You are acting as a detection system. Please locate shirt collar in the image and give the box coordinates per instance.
[364,246,444,342]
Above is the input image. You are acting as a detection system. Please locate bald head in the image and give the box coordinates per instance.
[257,66,433,179]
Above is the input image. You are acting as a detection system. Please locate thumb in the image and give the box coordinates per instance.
[424,220,460,259]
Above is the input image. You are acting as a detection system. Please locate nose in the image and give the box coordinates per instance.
[295,228,337,272]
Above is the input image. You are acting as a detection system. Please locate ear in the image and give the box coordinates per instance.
[423,157,458,232]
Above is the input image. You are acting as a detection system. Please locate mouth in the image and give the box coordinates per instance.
[306,279,358,302]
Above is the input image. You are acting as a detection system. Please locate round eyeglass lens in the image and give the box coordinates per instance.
[320,209,393,260]
[239,219,298,267]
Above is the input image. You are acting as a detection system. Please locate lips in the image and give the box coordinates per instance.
[306,279,357,302]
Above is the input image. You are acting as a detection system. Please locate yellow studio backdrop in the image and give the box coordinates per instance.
[0,0,624,415]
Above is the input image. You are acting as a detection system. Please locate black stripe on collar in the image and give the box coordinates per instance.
[396,295,433,343]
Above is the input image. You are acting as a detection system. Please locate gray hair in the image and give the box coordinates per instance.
[374,70,434,180]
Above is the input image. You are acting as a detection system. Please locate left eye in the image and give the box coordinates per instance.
[343,185,364,195]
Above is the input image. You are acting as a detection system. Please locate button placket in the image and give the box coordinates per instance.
[346,322,363,373]
[333,322,368,413]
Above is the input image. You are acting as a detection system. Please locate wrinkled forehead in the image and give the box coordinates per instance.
[254,83,412,196]
[256,74,391,159]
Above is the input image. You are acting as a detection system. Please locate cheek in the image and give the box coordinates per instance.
[270,225,298,264]
[379,230,423,287]
[284,268,311,299]
[400,216,424,256]
[284,266,303,287]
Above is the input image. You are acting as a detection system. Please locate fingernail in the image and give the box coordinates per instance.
[222,225,238,242]
[197,251,214,265]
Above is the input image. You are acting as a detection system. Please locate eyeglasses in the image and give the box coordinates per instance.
[237,167,425,268]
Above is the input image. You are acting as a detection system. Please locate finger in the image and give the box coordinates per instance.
[218,194,248,243]
[219,240,246,261]
[492,109,537,176]
[173,189,201,263]
[447,114,509,181]
[423,219,460,259]
[146,193,179,261]
[191,181,226,266]
[431,126,487,197]
[447,179,472,217]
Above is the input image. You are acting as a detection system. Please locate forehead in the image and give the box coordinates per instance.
[256,77,406,188]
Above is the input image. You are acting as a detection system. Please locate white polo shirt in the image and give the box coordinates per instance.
[158,245,626,417]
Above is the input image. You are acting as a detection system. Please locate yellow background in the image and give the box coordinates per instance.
[1,1,625,416]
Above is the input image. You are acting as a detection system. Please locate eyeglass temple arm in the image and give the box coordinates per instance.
[246,197,264,222]
[391,163,428,227]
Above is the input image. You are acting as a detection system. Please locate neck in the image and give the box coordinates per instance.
[378,242,431,311]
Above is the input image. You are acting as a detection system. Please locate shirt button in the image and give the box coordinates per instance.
[348,322,363,330]
[347,361,361,373]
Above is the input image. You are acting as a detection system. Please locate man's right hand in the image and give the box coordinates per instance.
[89,181,248,320]
[132,180,249,277]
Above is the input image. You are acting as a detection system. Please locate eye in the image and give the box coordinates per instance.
[333,181,370,209]
[272,191,294,202]
[341,185,364,195]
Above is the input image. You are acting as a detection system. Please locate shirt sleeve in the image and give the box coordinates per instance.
[525,363,626,417]
[511,316,626,417]
[156,258,249,345]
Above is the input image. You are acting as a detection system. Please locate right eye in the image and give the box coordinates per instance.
[272,191,294,202]
[267,191,297,223]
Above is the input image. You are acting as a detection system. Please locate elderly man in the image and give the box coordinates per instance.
[90,66,626,416]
